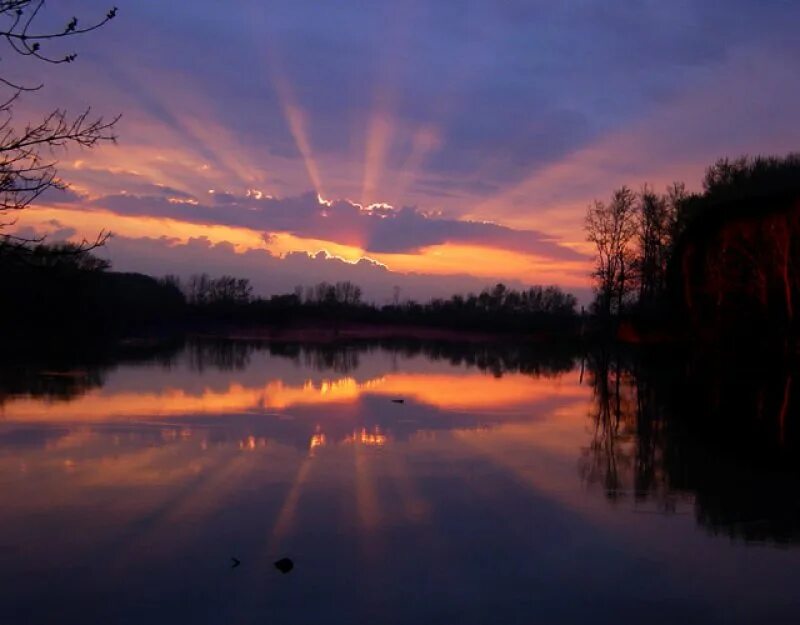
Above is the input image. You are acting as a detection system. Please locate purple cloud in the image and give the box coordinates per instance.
[89,190,587,261]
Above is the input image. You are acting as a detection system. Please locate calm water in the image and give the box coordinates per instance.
[1,340,799,624]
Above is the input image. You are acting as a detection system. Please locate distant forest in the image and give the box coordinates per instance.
[0,239,579,342]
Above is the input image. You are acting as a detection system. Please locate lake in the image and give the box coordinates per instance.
[0,339,798,624]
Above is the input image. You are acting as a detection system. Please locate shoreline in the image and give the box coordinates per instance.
[188,322,546,344]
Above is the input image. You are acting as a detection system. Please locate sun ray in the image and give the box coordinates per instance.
[101,65,252,192]
[267,67,326,197]
[361,108,394,206]
[390,124,442,204]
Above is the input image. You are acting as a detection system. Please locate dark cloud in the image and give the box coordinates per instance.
[12,224,78,243]
[55,166,198,201]
[38,187,87,205]
[89,190,587,261]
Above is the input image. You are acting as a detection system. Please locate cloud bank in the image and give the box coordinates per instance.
[82,190,586,261]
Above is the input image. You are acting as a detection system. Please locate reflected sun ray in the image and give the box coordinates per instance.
[268,455,316,551]
[384,448,429,523]
[353,439,381,531]
[110,446,255,567]
[449,406,612,521]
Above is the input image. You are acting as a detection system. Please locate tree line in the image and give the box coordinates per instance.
[172,274,579,334]
[0,239,580,343]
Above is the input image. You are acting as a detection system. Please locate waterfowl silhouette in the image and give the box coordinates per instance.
[231,557,241,568]
[274,557,294,574]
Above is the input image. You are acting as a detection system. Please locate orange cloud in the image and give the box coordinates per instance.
[18,202,590,287]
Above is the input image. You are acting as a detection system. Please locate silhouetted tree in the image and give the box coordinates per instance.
[303,281,363,306]
[634,185,676,309]
[585,186,638,317]
[0,239,110,270]
[671,154,800,339]
[1,242,188,341]
[583,153,800,343]
[185,273,252,306]
[0,1,119,254]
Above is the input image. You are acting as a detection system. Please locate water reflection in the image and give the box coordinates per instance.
[581,347,800,544]
[0,339,799,624]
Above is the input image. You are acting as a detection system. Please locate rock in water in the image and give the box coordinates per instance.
[274,557,294,574]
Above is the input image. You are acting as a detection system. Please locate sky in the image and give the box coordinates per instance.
[8,0,800,302]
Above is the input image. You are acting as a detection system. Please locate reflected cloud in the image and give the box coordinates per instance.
[308,431,327,456]
[7,339,796,548]
[344,427,389,447]
[0,370,582,423]
[1,335,799,625]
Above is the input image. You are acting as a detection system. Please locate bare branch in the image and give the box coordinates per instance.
[0,3,118,82]
[0,2,120,265]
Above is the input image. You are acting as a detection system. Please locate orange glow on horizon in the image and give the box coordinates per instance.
[18,205,268,253]
[18,202,590,287]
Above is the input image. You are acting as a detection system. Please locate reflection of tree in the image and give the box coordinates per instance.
[261,339,577,378]
[302,346,361,375]
[579,347,672,507]
[0,339,184,407]
[660,354,800,543]
[187,339,254,372]
[0,366,105,406]
[187,337,577,379]
[415,341,575,378]
[256,343,363,375]
[582,347,800,542]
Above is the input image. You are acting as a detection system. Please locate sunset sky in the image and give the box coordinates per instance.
[11,0,800,302]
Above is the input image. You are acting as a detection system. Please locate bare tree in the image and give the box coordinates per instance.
[0,1,119,255]
[185,274,253,306]
[635,185,674,307]
[585,186,638,317]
